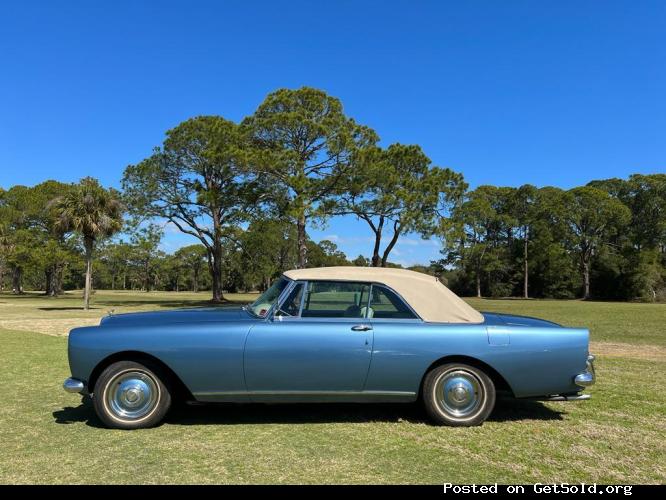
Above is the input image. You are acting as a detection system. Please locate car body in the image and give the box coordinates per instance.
[64,267,595,428]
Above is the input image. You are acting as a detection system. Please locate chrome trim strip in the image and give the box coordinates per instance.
[298,279,308,314]
[63,377,85,394]
[538,394,591,401]
[193,390,416,397]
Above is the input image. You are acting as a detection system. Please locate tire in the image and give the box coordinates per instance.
[423,363,496,426]
[93,360,171,430]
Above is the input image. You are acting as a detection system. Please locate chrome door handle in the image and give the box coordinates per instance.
[351,324,372,332]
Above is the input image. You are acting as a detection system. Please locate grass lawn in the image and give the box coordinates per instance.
[0,290,664,484]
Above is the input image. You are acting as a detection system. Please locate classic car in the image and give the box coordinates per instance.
[63,267,595,429]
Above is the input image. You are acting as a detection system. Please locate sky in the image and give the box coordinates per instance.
[1,1,664,266]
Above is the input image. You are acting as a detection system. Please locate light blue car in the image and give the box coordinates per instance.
[64,267,595,429]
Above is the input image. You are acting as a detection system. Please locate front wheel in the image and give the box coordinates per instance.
[93,360,171,429]
[423,363,496,426]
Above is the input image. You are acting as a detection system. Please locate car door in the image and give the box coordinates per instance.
[244,280,374,400]
[360,284,426,395]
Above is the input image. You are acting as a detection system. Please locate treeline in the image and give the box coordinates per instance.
[437,177,666,301]
[0,190,353,295]
[0,87,664,303]
[95,221,358,294]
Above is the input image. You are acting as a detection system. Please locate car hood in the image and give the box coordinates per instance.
[99,306,255,327]
[482,312,562,328]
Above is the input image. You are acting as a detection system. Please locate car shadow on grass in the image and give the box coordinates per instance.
[491,397,565,422]
[52,395,564,428]
[52,396,104,427]
[38,307,103,311]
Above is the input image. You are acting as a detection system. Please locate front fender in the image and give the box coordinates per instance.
[67,322,252,396]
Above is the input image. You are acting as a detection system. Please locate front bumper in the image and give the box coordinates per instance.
[63,377,85,394]
[574,354,596,387]
[539,394,591,401]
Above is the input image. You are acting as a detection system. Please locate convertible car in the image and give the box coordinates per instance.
[63,267,595,429]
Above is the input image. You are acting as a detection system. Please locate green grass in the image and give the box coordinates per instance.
[0,291,664,484]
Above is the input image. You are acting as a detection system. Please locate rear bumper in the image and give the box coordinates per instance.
[526,354,596,402]
[574,354,596,387]
[63,377,85,394]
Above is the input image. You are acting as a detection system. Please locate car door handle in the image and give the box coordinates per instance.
[351,324,372,332]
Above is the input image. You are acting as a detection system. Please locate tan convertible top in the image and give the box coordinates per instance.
[283,266,484,324]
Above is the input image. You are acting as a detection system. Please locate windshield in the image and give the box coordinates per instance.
[249,277,290,317]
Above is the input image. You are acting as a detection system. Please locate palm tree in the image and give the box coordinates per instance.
[0,223,11,293]
[52,177,123,310]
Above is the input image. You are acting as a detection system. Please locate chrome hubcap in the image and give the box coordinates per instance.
[437,369,483,418]
[105,371,158,421]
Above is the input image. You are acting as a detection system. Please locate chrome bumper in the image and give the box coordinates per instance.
[541,394,591,401]
[63,377,85,394]
[574,354,596,387]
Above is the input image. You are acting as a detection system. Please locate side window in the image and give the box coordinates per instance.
[301,281,370,318]
[369,285,417,319]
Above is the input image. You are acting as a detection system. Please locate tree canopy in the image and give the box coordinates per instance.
[122,116,260,302]
[333,143,465,266]
[242,87,378,268]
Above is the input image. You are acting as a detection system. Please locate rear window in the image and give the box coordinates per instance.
[369,285,417,319]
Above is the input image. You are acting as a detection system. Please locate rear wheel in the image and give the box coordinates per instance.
[93,360,171,429]
[423,363,495,426]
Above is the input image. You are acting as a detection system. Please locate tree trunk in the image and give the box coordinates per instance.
[57,264,65,295]
[381,225,401,267]
[523,234,529,299]
[144,261,150,292]
[369,216,384,267]
[54,271,60,296]
[371,235,382,267]
[12,266,23,294]
[193,268,199,293]
[582,260,590,300]
[83,239,93,310]
[46,267,59,297]
[371,233,382,267]
[210,243,224,302]
[476,273,482,298]
[45,269,53,296]
[297,213,307,269]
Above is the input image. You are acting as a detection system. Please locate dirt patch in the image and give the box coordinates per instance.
[0,318,102,336]
[590,341,666,362]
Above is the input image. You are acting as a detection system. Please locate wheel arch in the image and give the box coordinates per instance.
[88,351,194,401]
[418,355,515,399]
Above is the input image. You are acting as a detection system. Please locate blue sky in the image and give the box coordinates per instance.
[1,1,664,266]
